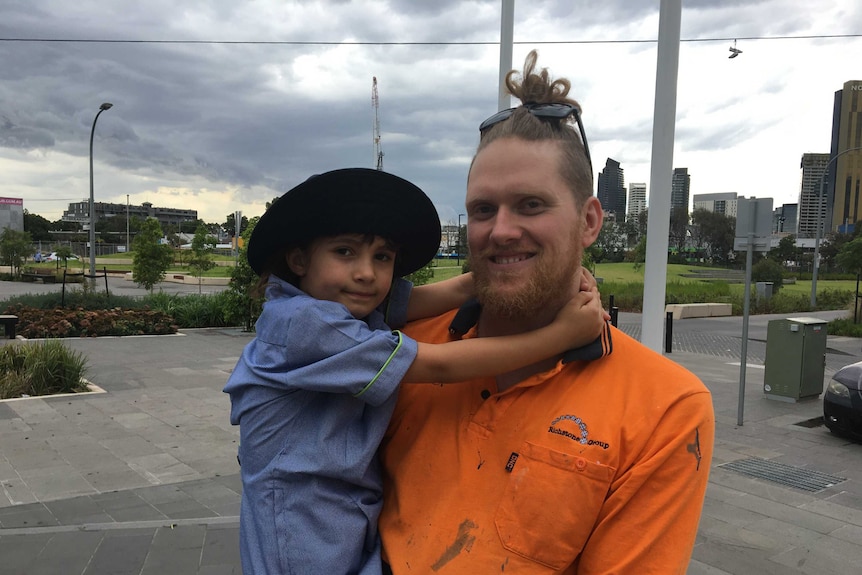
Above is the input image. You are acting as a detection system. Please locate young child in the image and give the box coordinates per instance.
[224,168,607,574]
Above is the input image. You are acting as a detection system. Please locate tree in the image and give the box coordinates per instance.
[636,209,649,239]
[593,219,626,263]
[132,218,174,292]
[618,218,640,249]
[179,219,205,234]
[751,257,783,292]
[690,208,735,265]
[224,213,249,239]
[768,235,799,265]
[188,224,216,294]
[820,231,853,273]
[224,216,262,330]
[668,206,690,257]
[405,262,434,286]
[0,228,33,277]
[625,235,647,268]
[836,237,862,278]
[23,210,52,241]
[52,245,75,269]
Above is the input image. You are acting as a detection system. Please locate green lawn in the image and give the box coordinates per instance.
[592,262,858,296]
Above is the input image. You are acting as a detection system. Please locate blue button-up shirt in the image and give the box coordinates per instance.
[224,277,417,574]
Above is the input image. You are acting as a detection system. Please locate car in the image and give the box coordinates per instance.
[42,252,80,262]
[824,360,862,440]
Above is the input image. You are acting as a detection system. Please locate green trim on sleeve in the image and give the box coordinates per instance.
[354,330,405,398]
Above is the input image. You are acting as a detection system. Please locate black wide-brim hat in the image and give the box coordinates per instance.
[247,168,441,278]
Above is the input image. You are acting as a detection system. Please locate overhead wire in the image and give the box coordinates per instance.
[0,33,860,45]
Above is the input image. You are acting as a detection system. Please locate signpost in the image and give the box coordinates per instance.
[733,197,773,426]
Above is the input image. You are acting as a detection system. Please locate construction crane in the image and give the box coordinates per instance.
[372,76,384,170]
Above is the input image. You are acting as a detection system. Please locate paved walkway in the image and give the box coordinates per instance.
[1,279,861,574]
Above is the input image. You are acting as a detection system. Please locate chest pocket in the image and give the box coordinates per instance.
[495,441,615,570]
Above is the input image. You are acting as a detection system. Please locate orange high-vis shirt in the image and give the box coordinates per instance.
[380,309,714,574]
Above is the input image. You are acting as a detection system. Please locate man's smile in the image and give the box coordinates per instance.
[491,254,535,265]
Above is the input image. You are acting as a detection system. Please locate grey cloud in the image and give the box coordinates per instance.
[0,115,55,149]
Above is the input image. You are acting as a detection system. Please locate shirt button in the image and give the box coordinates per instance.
[576,458,587,471]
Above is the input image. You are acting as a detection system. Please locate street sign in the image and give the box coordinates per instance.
[734,197,773,252]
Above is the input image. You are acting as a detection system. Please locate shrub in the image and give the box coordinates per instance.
[0,291,236,331]
[0,340,88,399]
[826,317,862,337]
[145,291,233,328]
[752,258,784,291]
[2,304,178,338]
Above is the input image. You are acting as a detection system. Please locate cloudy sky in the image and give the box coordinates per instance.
[1,0,860,228]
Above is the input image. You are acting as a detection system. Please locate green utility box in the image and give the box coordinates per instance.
[763,317,827,402]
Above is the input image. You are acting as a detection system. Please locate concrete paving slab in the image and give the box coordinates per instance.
[26,530,104,575]
[0,502,58,528]
[1,306,862,574]
[0,532,52,575]
[43,496,114,525]
[84,528,155,575]
[139,524,206,574]
[0,477,38,506]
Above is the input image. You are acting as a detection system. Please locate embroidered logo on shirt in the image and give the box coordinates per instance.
[548,414,610,450]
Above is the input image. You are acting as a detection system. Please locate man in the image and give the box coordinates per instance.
[379,51,714,574]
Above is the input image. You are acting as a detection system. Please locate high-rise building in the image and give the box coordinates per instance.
[627,183,647,221]
[797,153,830,239]
[597,158,626,219]
[692,192,737,217]
[671,168,690,213]
[827,80,862,234]
[773,204,798,234]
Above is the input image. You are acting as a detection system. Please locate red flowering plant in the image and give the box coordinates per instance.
[2,304,178,338]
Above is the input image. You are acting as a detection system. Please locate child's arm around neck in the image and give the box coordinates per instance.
[405,272,474,322]
[401,287,607,384]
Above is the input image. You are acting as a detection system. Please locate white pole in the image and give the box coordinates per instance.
[641,0,682,352]
[738,200,757,426]
[498,0,515,111]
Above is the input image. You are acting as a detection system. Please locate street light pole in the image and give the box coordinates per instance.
[89,102,113,284]
[457,213,466,267]
[126,193,130,253]
[811,146,862,309]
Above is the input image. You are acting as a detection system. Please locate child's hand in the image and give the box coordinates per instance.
[553,287,607,349]
[578,269,610,322]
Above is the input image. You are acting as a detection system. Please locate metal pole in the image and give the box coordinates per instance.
[738,202,757,427]
[642,0,682,352]
[457,213,465,267]
[811,146,862,309]
[498,0,515,111]
[856,273,860,324]
[126,193,130,253]
[665,311,673,353]
[89,102,113,285]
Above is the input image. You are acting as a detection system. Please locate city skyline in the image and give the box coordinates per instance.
[1,1,860,225]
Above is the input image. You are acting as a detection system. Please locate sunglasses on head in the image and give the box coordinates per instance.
[478,102,592,173]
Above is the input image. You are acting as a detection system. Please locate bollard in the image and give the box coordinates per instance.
[609,294,615,310]
[665,311,673,353]
[610,306,619,327]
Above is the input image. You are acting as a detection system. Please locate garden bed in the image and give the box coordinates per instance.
[2,304,178,339]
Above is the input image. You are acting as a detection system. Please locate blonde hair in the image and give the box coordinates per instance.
[475,50,593,203]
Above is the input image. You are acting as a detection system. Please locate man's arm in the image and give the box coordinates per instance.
[576,391,714,574]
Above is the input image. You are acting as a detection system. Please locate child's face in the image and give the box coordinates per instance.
[288,234,397,318]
